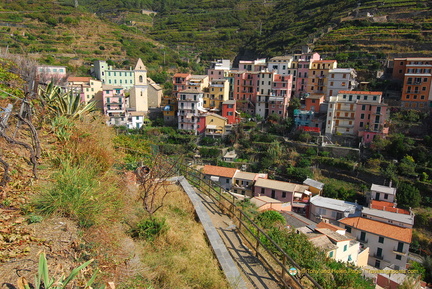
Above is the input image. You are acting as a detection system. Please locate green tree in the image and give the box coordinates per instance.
[398,155,417,177]
[397,182,421,208]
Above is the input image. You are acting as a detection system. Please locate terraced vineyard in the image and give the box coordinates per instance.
[313,0,432,58]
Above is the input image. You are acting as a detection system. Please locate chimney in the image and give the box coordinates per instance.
[389,180,392,187]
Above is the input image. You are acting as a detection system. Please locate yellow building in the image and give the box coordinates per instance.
[307,60,338,101]
[203,78,230,112]
[204,113,227,137]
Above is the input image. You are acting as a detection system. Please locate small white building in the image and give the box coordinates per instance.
[368,183,397,203]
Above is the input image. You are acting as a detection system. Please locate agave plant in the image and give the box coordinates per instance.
[38,83,96,119]
[55,91,96,119]
[16,252,102,289]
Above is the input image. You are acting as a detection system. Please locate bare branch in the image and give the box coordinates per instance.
[135,154,181,216]
[0,156,10,188]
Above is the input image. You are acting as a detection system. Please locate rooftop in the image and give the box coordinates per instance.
[370,200,410,215]
[255,178,309,193]
[202,165,238,178]
[308,234,338,251]
[316,221,344,232]
[179,89,203,94]
[234,171,263,181]
[370,183,397,195]
[315,228,354,242]
[282,211,317,229]
[362,207,414,225]
[303,178,324,190]
[339,217,412,243]
[310,196,362,215]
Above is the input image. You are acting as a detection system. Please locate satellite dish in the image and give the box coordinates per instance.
[164,105,171,111]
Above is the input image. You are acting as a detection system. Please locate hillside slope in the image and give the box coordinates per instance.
[1,0,432,73]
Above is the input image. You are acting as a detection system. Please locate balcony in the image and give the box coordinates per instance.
[334,115,353,120]
[374,254,384,260]
[357,238,368,244]
[393,248,408,255]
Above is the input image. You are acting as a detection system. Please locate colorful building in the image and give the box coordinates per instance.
[307,60,338,101]
[177,89,206,133]
[393,57,432,110]
[102,85,128,126]
[203,78,230,112]
[327,68,358,97]
[326,91,389,143]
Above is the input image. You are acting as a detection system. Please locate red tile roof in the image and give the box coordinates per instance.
[370,200,410,215]
[202,165,238,178]
[339,217,412,243]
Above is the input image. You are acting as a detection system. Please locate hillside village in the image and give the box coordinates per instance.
[27,48,432,288]
[41,47,430,145]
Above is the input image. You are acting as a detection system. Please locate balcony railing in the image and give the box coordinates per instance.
[374,254,384,260]
[393,248,407,255]
[357,238,368,244]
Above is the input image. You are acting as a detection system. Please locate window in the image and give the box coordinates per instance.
[343,244,347,252]
[377,247,383,257]
[360,231,366,242]
[271,190,275,198]
[396,255,402,260]
[329,251,334,258]
[378,236,384,243]
[226,179,229,184]
[345,226,351,233]
[282,192,286,198]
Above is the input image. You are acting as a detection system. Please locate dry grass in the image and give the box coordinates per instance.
[124,185,229,289]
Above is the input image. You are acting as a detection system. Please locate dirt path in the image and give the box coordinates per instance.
[196,191,281,289]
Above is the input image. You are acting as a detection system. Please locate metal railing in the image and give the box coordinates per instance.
[176,163,323,289]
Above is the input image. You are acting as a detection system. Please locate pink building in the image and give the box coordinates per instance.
[295,52,321,97]
[173,73,191,93]
[233,71,260,115]
[326,91,389,143]
[253,178,310,205]
[102,85,127,126]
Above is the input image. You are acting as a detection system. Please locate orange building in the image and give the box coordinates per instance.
[393,57,432,110]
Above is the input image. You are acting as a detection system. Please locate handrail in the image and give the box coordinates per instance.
[177,163,323,289]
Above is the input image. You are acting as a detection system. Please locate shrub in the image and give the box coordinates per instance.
[256,211,285,228]
[129,217,167,241]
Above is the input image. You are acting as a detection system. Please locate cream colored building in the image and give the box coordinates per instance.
[339,217,412,270]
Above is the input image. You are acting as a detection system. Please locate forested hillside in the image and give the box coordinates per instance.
[1,0,432,73]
